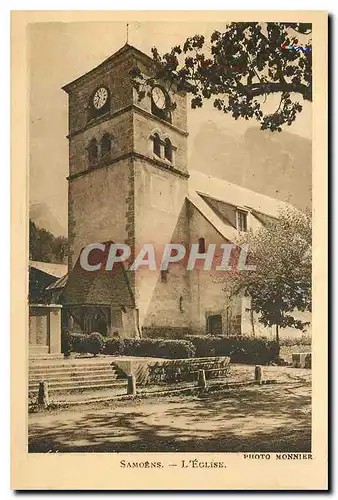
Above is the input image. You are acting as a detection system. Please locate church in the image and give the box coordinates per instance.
[60,43,298,341]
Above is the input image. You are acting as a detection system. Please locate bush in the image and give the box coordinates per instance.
[88,332,106,355]
[123,338,196,359]
[279,335,311,347]
[69,333,88,353]
[185,335,279,365]
[156,340,196,359]
[103,338,125,356]
[103,338,196,359]
[70,332,106,355]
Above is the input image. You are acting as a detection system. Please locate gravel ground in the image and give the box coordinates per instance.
[28,365,311,453]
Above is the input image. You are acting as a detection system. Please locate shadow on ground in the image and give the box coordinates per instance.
[28,382,311,453]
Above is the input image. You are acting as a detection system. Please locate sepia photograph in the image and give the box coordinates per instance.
[11,10,328,490]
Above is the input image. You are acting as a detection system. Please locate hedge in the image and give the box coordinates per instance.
[69,332,106,355]
[103,338,196,359]
[67,332,279,363]
[185,335,279,365]
[103,338,124,356]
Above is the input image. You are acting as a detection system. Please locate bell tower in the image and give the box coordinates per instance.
[63,44,191,336]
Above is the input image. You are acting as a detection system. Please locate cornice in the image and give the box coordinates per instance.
[67,151,190,181]
[67,104,188,140]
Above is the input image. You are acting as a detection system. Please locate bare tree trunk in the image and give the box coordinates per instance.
[250,308,255,336]
[276,324,280,344]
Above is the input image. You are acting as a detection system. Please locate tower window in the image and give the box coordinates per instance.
[153,133,161,157]
[88,138,98,165]
[164,138,173,162]
[198,237,206,253]
[237,210,248,232]
[101,134,112,156]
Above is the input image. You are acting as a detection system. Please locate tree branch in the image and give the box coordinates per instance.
[243,82,311,101]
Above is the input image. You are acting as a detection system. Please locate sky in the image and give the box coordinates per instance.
[29,21,312,234]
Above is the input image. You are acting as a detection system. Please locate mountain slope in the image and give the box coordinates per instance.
[30,202,67,237]
[190,124,312,212]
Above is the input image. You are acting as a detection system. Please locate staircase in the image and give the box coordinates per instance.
[29,358,128,403]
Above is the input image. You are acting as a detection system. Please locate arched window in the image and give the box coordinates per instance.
[198,237,206,253]
[164,138,173,162]
[88,138,98,165]
[101,134,112,156]
[153,133,161,157]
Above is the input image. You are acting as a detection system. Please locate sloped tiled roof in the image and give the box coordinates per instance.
[61,243,135,307]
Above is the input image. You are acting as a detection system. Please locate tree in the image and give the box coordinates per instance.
[29,219,68,264]
[223,208,312,343]
[132,22,312,132]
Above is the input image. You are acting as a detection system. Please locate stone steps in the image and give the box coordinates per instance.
[29,359,128,399]
[29,359,114,368]
[29,370,121,382]
[29,373,123,387]
[29,365,118,376]
[29,380,126,394]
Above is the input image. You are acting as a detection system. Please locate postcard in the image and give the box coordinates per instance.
[11,10,328,490]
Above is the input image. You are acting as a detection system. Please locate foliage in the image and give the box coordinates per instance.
[29,219,68,264]
[223,207,312,341]
[103,338,125,355]
[69,332,106,355]
[123,338,196,359]
[87,332,106,355]
[132,22,312,132]
[103,338,196,358]
[279,334,311,346]
[72,333,280,363]
[186,335,279,364]
[69,332,281,363]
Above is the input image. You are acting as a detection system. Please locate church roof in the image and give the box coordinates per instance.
[188,189,237,242]
[187,169,293,241]
[188,170,291,217]
[61,243,135,307]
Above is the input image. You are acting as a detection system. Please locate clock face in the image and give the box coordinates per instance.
[151,86,168,110]
[93,87,109,109]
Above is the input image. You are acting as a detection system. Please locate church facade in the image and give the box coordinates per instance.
[61,43,305,340]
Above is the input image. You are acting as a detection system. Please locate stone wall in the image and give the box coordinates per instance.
[187,201,234,334]
[68,158,132,269]
[133,158,190,329]
[29,305,62,355]
[142,326,191,339]
[114,355,231,385]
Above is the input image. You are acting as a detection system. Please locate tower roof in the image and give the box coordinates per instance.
[62,43,154,94]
